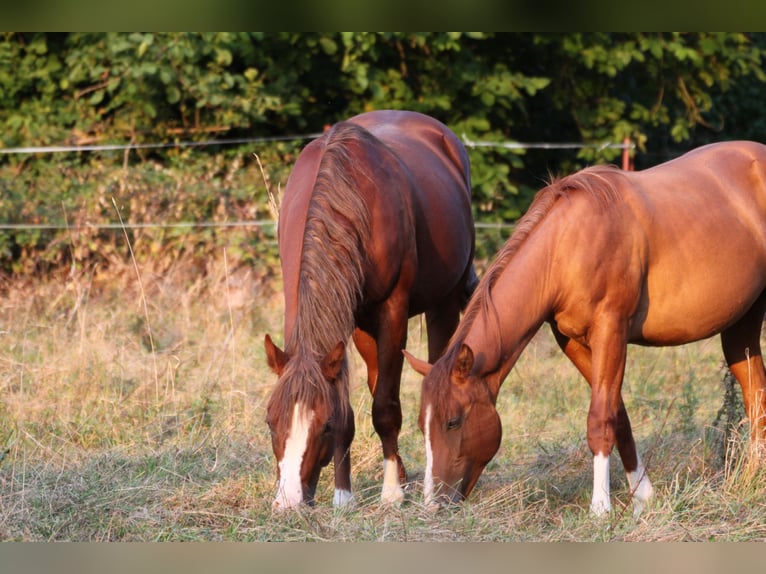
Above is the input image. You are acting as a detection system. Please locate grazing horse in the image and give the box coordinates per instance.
[264,110,478,510]
[405,140,766,517]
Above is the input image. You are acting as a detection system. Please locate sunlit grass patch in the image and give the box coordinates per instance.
[2,259,766,540]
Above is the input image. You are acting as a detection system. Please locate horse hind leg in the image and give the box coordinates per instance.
[425,296,462,363]
[720,297,766,456]
[460,264,480,309]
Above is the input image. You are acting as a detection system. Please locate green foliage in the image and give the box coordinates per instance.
[2,33,766,275]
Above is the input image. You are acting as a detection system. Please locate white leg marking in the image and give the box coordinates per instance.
[272,403,313,511]
[333,488,355,508]
[423,404,435,506]
[381,457,404,505]
[626,453,654,517]
[590,452,611,516]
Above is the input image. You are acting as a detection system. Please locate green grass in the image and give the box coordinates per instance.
[1,254,766,541]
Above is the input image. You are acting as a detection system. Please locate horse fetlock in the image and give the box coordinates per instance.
[590,452,611,516]
[333,488,356,508]
[381,457,405,505]
[627,459,654,518]
[590,497,611,517]
[381,484,405,506]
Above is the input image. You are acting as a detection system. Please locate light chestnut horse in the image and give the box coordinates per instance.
[264,110,477,510]
[405,140,766,516]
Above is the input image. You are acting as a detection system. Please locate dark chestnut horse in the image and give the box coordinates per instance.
[405,140,766,517]
[264,110,477,510]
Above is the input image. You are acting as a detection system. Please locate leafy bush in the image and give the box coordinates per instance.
[2,33,766,277]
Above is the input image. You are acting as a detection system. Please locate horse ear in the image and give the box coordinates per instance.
[321,341,346,382]
[452,344,474,382]
[264,334,289,375]
[403,349,432,376]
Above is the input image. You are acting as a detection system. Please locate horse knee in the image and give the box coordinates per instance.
[587,411,617,457]
[371,397,402,437]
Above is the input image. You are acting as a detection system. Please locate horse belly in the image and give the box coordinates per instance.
[636,254,766,345]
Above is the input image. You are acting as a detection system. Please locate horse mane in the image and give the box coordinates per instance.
[428,164,624,398]
[275,121,377,423]
[476,163,621,311]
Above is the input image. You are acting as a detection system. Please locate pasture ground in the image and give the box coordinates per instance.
[2,253,766,542]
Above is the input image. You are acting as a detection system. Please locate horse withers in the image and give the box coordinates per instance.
[264,110,478,510]
[405,140,766,517]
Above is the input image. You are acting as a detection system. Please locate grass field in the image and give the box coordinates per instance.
[1,251,766,542]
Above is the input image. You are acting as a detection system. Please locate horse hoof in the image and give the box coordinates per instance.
[589,500,611,517]
[381,485,405,506]
[333,489,355,508]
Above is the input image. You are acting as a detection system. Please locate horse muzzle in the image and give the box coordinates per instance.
[272,482,316,512]
[424,479,465,510]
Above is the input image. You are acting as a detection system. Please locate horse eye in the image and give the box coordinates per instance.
[322,420,334,435]
[446,415,463,431]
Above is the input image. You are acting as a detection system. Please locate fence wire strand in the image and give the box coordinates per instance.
[1,132,630,233]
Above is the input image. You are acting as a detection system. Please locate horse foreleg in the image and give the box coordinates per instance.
[721,296,766,456]
[353,328,379,394]
[369,305,409,506]
[333,412,356,507]
[552,323,653,516]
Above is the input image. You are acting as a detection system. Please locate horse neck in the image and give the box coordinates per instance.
[463,224,557,397]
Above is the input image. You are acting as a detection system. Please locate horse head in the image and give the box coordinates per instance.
[405,344,502,506]
[264,334,351,511]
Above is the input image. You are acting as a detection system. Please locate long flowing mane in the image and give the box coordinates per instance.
[273,122,377,422]
[431,164,624,385]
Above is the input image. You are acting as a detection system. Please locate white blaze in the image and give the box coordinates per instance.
[423,404,435,506]
[272,402,314,511]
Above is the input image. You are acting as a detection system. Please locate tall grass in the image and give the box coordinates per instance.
[1,255,766,541]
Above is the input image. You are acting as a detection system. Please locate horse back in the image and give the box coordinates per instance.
[349,110,471,193]
[620,141,766,343]
[348,110,476,311]
[278,111,476,337]
[629,140,766,236]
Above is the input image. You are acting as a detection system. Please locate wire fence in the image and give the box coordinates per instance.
[0,133,634,156]
[0,220,516,233]
[0,132,634,233]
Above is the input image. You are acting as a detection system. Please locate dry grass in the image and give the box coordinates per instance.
[2,254,766,541]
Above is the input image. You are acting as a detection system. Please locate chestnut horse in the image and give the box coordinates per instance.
[264,110,477,510]
[405,140,766,517]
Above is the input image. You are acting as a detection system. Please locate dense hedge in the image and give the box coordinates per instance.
[2,33,766,276]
